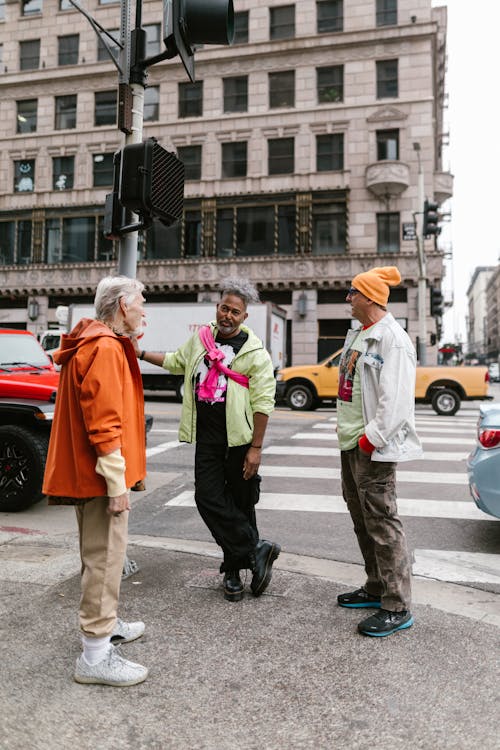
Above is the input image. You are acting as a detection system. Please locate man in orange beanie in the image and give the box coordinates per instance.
[336,266,423,637]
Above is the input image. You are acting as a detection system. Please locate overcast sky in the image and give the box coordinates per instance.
[434,0,500,343]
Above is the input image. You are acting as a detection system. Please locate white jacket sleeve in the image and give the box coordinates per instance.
[95,449,127,497]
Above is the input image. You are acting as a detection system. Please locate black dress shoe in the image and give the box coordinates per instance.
[223,570,244,602]
[250,540,281,597]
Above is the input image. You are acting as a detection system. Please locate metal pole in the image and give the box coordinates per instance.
[117,0,144,279]
[413,143,427,365]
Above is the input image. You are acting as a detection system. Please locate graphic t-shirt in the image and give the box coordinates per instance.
[336,328,370,451]
[195,329,248,445]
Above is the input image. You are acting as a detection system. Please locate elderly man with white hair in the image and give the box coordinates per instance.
[43,275,148,686]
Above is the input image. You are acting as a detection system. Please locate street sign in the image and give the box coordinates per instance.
[402,222,417,241]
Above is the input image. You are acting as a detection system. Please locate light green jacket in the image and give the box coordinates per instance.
[162,322,276,446]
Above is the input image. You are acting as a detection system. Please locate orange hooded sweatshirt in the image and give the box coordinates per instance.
[42,318,146,501]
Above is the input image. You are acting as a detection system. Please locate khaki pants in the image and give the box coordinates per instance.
[75,498,128,638]
[341,447,412,611]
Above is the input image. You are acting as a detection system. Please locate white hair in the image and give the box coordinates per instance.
[218,277,260,307]
[94,276,145,323]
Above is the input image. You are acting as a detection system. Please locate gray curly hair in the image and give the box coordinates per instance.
[94,275,145,323]
[218,278,260,307]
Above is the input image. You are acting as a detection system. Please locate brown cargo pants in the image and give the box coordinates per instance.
[341,447,412,611]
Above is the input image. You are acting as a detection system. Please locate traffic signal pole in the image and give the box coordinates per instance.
[413,143,427,365]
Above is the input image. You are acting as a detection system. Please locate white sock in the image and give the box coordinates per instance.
[82,634,112,665]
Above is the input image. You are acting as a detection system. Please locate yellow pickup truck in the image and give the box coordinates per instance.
[275,350,491,416]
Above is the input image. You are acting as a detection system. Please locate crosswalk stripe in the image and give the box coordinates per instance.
[259,464,464,485]
[291,432,470,446]
[165,490,495,522]
[263,445,468,461]
[146,440,181,457]
[413,549,500,583]
[312,423,474,434]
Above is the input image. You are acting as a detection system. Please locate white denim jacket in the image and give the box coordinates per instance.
[343,312,424,463]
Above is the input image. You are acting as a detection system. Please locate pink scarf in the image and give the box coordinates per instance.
[197,325,249,401]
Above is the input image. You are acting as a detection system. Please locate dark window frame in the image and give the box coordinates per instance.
[144,85,160,122]
[223,76,248,113]
[376,129,399,160]
[268,137,294,175]
[55,94,77,130]
[21,0,42,16]
[16,99,37,134]
[14,159,36,192]
[53,155,75,190]
[316,133,344,171]
[221,141,248,178]
[178,81,203,118]
[19,39,41,71]
[376,0,397,27]
[177,145,202,181]
[58,34,79,66]
[376,59,399,99]
[233,10,249,43]
[312,202,347,255]
[269,70,295,109]
[270,5,295,40]
[94,90,117,126]
[92,153,114,187]
[317,65,344,103]
[317,0,343,33]
[377,212,400,253]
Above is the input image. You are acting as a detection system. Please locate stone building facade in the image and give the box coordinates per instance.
[466,266,495,362]
[0,0,452,364]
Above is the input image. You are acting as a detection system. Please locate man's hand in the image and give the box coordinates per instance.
[107,492,131,516]
[243,447,261,480]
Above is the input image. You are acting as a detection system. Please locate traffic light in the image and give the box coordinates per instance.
[430,287,444,317]
[423,199,440,237]
[103,151,126,240]
[163,0,234,82]
[119,138,184,227]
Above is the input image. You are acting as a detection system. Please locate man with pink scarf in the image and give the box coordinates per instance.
[136,278,280,603]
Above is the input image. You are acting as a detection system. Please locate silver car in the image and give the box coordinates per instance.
[467,403,500,519]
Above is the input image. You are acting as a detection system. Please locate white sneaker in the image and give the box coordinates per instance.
[111,618,145,644]
[74,646,148,686]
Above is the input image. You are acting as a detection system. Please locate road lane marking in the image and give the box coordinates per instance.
[146,440,182,457]
[164,491,496,521]
[413,549,500,583]
[262,445,468,461]
[259,464,464,484]
[291,432,471,446]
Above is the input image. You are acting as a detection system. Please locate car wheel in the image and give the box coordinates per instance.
[431,388,460,416]
[0,426,49,512]
[286,383,316,411]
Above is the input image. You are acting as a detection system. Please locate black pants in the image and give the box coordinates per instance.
[194,442,260,570]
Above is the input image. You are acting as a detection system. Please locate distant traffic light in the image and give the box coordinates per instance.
[163,0,234,82]
[423,199,440,237]
[119,138,184,227]
[430,287,444,317]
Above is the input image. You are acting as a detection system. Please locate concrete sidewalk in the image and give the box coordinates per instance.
[1,534,499,750]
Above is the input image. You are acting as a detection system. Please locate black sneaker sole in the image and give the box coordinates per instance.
[224,588,244,602]
[338,600,382,609]
[251,543,281,596]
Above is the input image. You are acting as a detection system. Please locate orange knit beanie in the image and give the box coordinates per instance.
[351,266,401,306]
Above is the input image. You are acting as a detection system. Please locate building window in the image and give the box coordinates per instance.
[144,24,161,57]
[21,0,42,16]
[144,86,159,121]
[94,90,117,126]
[277,205,296,254]
[268,138,294,175]
[216,208,234,256]
[376,0,397,27]
[221,142,247,178]
[270,5,295,40]
[93,153,114,186]
[45,217,97,263]
[53,156,74,190]
[377,212,400,253]
[233,11,249,43]
[18,221,32,264]
[184,210,202,256]
[58,34,79,66]
[16,99,37,133]
[376,129,399,160]
[177,145,202,180]
[269,71,295,109]
[317,0,343,33]
[0,0,4,19]
[237,207,274,256]
[223,76,248,113]
[376,59,398,98]
[317,65,343,103]
[60,0,74,10]
[178,81,203,118]
[0,223,15,265]
[312,203,346,254]
[19,39,41,71]
[14,160,35,192]
[316,133,344,171]
[55,95,77,130]
[97,29,119,62]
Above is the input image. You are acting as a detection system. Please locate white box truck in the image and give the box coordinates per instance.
[57,301,286,400]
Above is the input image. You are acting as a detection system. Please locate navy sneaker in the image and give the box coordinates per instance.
[337,587,382,608]
[358,609,414,637]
